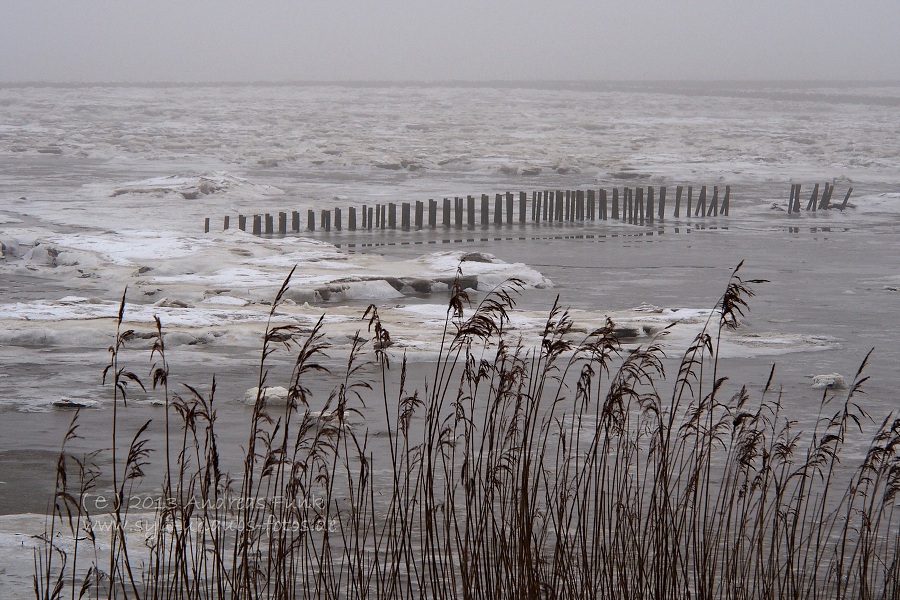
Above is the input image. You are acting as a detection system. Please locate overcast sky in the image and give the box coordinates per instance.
[2,1,898,82]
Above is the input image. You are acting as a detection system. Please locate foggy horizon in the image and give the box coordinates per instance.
[3,1,898,83]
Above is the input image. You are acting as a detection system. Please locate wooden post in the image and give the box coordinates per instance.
[564,191,571,221]
[646,187,654,224]
[674,186,682,217]
[415,200,424,230]
[307,211,315,232]
[238,214,247,231]
[686,186,693,217]
[600,189,607,220]
[819,183,831,210]
[636,187,645,224]
[696,186,706,217]
[401,202,410,230]
[253,215,262,235]
[292,211,300,232]
[532,191,538,222]
[443,198,451,227]
[375,205,381,228]
[556,190,564,222]
[840,187,853,210]
[793,184,802,213]
[587,190,595,220]
[278,212,287,234]
[658,187,666,220]
[806,183,819,211]
[429,199,437,228]
[204,217,210,233]
[455,197,463,228]
[349,207,357,231]
[481,194,489,225]
[545,191,552,222]
[625,189,632,222]
[612,189,619,220]
[467,195,475,227]
[265,214,274,234]
[494,194,502,225]
[334,207,342,231]
[361,205,367,229]
[519,192,527,223]
[721,186,730,216]
[322,210,331,232]
[576,190,585,221]
[388,203,397,229]
[505,192,514,224]
[707,186,718,217]
[223,215,230,230]
[368,207,374,230]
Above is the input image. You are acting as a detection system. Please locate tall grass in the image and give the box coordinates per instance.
[35,263,899,599]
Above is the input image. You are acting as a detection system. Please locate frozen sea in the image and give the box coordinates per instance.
[0,81,898,595]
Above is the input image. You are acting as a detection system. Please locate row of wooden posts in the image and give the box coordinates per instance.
[204,185,731,234]
[787,183,852,213]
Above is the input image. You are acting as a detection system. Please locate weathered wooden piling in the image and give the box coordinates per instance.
[587,190,595,220]
[519,192,527,224]
[278,212,287,234]
[467,196,476,227]
[322,209,331,232]
[600,189,608,220]
[646,187,654,224]
[612,189,619,220]
[428,199,437,228]
[349,207,357,231]
[793,184,802,213]
[265,213,273,234]
[658,187,666,220]
[686,186,693,217]
[505,192,514,224]
[251,214,260,234]
[707,186,718,217]
[362,205,368,229]
[388,203,397,229]
[721,186,730,216]
[806,183,819,212]
[494,194,503,225]
[455,197,463,228]
[375,205,381,228]
[204,217,210,233]
[334,208,342,231]
[544,191,552,222]
[368,207,374,230]
[443,198,451,227]
[627,189,634,224]
[292,211,300,232]
[556,191,564,222]
[239,214,247,231]
[576,190,585,221]
[819,183,832,210]
[674,186,682,218]
[401,203,410,230]
[223,215,230,230]
[481,194,489,225]
[840,187,853,210]
[696,186,706,217]
[636,187,645,224]
[415,201,424,230]
[307,211,315,232]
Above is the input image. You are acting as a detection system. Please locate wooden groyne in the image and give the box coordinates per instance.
[204,185,732,234]
[786,182,852,214]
